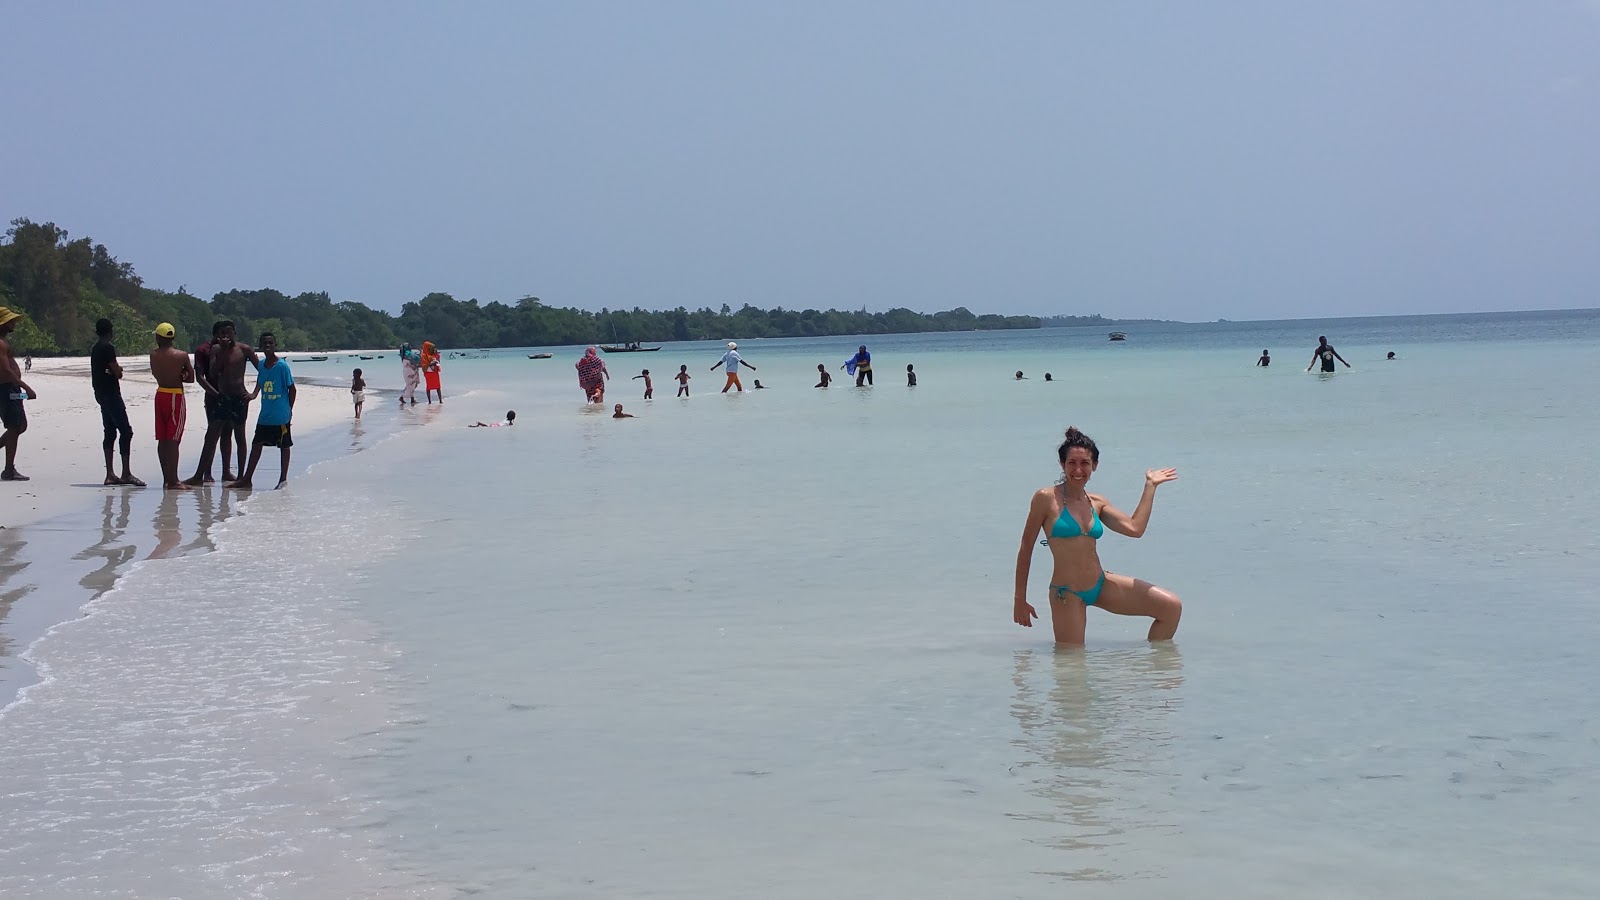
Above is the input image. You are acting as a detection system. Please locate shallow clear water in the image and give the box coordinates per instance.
[4,311,1600,897]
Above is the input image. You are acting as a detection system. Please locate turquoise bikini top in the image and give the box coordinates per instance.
[1050,499,1104,540]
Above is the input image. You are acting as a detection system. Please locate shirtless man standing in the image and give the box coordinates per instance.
[183,322,229,485]
[149,323,195,490]
[208,321,257,476]
[0,307,38,482]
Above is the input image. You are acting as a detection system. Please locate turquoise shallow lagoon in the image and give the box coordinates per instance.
[3,310,1598,898]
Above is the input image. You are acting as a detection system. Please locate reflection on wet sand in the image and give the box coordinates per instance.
[147,489,231,561]
[1008,644,1184,882]
[74,492,135,589]
[0,535,28,662]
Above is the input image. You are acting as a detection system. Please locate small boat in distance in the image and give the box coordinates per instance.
[527,353,553,359]
[600,343,660,353]
[1108,332,1127,342]
[304,355,329,362]
[359,355,374,360]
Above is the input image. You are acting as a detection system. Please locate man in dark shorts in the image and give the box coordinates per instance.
[230,332,294,491]
[0,307,38,482]
[207,320,258,479]
[91,318,145,486]
[184,322,231,485]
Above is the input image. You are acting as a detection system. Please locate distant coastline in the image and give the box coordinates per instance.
[4,218,1088,355]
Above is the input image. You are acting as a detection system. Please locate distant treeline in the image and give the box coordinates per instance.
[2,219,1054,354]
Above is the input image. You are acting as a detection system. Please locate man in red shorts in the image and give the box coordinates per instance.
[149,322,194,490]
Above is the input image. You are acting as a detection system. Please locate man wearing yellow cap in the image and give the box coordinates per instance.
[149,322,195,490]
[0,307,38,481]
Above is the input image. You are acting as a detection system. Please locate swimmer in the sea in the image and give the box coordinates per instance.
[1386,351,1396,360]
[471,411,515,428]
[1012,426,1182,645]
[906,364,917,387]
[753,380,766,389]
[1257,349,1270,367]
[1044,373,1053,382]
[815,364,832,388]
[1015,370,1026,380]
[612,403,635,419]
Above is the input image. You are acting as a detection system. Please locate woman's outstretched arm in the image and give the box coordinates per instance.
[1097,468,1178,538]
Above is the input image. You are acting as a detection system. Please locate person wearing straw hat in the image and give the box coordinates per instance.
[0,307,38,481]
[711,341,756,393]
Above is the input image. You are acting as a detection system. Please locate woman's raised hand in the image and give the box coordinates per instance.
[1145,467,1178,487]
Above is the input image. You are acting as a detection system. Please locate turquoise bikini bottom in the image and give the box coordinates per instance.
[1051,571,1106,606]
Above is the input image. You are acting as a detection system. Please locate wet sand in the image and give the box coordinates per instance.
[0,359,397,706]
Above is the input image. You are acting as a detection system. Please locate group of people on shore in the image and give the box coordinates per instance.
[0,309,298,492]
[148,319,298,491]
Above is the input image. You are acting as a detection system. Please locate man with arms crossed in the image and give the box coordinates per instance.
[0,307,38,482]
[149,322,195,490]
[91,318,144,486]
[230,332,294,491]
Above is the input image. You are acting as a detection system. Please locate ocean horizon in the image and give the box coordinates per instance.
[2,307,1598,898]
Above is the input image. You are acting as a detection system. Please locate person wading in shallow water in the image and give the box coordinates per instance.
[1307,336,1350,373]
[842,344,873,386]
[1012,426,1183,645]
[576,346,609,403]
[712,342,756,392]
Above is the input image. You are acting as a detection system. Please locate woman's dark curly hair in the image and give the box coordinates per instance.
[1057,426,1100,464]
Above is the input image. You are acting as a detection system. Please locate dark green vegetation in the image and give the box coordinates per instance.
[3,219,1050,353]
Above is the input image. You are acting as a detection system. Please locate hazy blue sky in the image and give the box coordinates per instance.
[4,1,1597,320]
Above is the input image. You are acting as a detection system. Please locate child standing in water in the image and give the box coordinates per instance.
[674,365,691,397]
[906,363,917,386]
[815,364,832,388]
[351,368,366,418]
[633,368,653,399]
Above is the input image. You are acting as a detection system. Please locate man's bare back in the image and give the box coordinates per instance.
[150,345,194,388]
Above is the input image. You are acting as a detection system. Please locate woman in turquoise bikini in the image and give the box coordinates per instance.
[1013,426,1182,645]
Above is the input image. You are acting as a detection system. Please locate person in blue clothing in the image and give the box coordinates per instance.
[841,344,873,386]
[230,332,295,491]
[1011,426,1182,645]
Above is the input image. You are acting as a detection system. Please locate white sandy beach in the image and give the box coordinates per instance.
[2,356,357,529]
